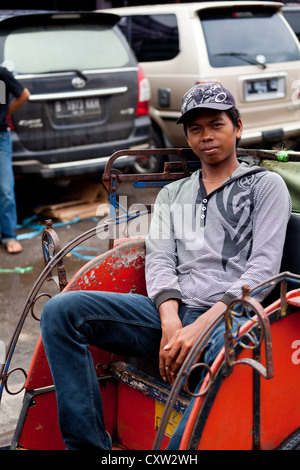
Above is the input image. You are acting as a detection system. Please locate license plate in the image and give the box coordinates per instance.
[247,78,278,95]
[244,75,285,101]
[55,98,101,118]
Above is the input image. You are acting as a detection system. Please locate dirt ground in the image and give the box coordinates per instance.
[0,176,157,448]
[0,217,107,446]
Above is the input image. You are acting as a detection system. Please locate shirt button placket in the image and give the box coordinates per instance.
[201,199,207,225]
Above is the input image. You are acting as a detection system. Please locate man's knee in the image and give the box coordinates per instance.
[41,292,73,335]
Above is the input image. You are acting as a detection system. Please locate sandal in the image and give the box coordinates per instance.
[5,239,23,254]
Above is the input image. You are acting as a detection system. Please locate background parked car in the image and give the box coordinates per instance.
[282,4,300,41]
[106,1,300,153]
[0,10,151,179]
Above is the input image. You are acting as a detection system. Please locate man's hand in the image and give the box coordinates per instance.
[158,299,182,383]
[162,301,226,385]
[163,321,205,385]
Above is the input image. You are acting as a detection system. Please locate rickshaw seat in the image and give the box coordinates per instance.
[262,212,300,306]
[281,212,300,275]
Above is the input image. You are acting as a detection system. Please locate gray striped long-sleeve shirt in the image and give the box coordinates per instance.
[145,162,291,309]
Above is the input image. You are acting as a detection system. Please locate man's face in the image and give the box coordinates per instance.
[185,109,242,167]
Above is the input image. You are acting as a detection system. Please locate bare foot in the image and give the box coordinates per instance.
[5,239,23,254]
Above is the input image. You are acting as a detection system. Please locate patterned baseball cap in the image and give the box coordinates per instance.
[177,82,236,124]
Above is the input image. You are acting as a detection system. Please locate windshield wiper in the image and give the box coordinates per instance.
[214,52,267,69]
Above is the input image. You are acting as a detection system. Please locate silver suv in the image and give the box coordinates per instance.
[107,2,300,151]
[0,10,151,179]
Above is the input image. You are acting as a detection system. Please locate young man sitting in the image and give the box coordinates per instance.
[41,82,291,450]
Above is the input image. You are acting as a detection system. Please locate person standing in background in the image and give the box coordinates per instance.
[0,66,30,253]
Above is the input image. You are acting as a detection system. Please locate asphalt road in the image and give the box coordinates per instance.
[0,216,107,446]
[0,176,157,448]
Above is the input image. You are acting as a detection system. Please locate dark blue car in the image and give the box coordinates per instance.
[0,10,151,179]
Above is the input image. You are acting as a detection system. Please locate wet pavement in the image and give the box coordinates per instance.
[0,177,157,448]
[0,216,108,447]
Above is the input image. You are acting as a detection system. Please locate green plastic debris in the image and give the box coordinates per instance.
[275,149,295,162]
[0,266,34,274]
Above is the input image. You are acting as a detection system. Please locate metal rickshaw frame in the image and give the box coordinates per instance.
[1,147,300,450]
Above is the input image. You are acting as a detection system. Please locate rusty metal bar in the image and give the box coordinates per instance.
[279,279,288,318]
[102,148,198,192]
[153,272,300,449]
[236,148,300,162]
[253,343,262,450]
[224,285,274,380]
[42,219,68,292]
[102,148,300,200]
[152,312,225,450]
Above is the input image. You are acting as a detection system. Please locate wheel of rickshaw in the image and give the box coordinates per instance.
[178,299,300,450]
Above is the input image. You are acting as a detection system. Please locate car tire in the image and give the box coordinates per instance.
[132,126,165,174]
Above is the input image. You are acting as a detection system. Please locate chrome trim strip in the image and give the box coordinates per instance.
[16,67,137,80]
[241,72,287,81]
[240,122,300,144]
[283,122,300,132]
[47,154,131,169]
[29,87,128,102]
[83,67,137,75]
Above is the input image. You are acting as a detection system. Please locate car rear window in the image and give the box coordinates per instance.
[200,7,300,67]
[119,14,179,62]
[283,10,300,40]
[3,23,130,73]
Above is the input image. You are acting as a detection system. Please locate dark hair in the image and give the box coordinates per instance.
[226,107,241,128]
[227,107,241,146]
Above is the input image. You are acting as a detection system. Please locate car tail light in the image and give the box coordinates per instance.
[136,65,150,116]
[6,115,14,131]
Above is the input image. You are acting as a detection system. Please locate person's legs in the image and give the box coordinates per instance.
[0,131,19,244]
[168,313,248,449]
[41,290,162,450]
[41,294,247,450]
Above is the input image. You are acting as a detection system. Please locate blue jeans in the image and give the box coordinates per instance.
[40,291,235,450]
[0,130,18,242]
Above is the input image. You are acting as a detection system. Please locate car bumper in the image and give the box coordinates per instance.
[239,123,300,146]
[12,118,151,178]
[13,152,140,178]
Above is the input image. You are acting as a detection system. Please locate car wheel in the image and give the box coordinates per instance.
[132,127,165,174]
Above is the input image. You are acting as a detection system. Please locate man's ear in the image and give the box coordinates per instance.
[236,118,243,139]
